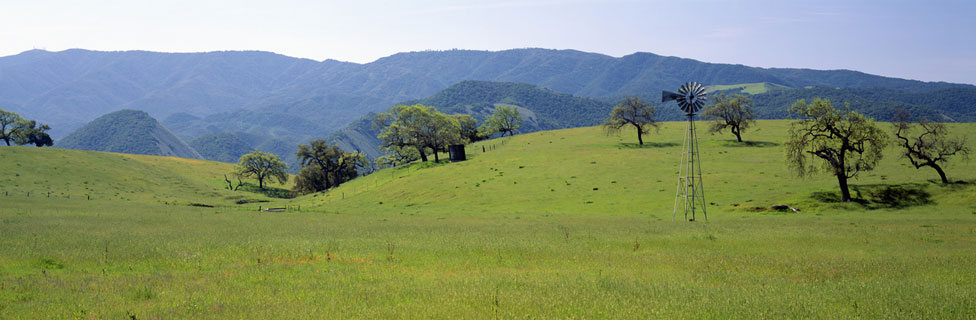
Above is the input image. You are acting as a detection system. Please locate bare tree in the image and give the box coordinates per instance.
[892,110,970,184]
[603,97,658,145]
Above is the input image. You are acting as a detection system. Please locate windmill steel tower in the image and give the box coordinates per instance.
[663,82,708,222]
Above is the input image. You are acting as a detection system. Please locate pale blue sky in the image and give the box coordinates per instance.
[1,0,973,84]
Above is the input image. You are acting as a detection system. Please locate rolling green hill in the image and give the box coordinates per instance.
[705,82,791,95]
[0,146,289,206]
[308,121,976,216]
[56,110,203,159]
[1,121,975,318]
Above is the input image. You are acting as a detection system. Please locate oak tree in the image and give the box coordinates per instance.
[0,108,24,146]
[786,98,888,202]
[376,105,464,162]
[703,94,756,142]
[892,110,969,184]
[602,97,658,145]
[485,106,521,137]
[13,120,53,147]
[294,140,367,193]
[234,151,288,189]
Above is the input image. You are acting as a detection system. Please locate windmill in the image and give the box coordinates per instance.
[663,82,708,222]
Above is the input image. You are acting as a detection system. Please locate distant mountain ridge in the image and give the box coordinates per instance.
[3,48,974,162]
[2,48,970,140]
[57,110,202,159]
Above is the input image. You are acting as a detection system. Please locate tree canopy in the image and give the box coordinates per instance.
[484,106,521,137]
[13,120,53,147]
[0,108,52,147]
[785,98,888,202]
[0,109,25,146]
[376,104,466,163]
[294,140,367,194]
[602,97,658,145]
[703,94,755,142]
[234,151,288,189]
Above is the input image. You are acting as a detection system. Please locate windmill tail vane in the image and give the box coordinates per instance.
[661,91,682,103]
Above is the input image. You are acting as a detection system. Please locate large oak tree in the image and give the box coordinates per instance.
[376,104,464,162]
[234,151,288,189]
[294,140,367,193]
[786,98,888,202]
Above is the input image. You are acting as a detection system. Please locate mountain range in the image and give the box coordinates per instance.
[1,48,972,162]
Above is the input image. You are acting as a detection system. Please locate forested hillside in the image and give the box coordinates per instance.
[57,110,202,159]
[744,86,976,121]
[189,132,254,163]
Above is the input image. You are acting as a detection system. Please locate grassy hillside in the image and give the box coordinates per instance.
[2,121,976,318]
[706,82,791,95]
[305,120,976,216]
[0,146,289,206]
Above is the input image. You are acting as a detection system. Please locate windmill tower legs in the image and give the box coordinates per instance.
[673,114,707,222]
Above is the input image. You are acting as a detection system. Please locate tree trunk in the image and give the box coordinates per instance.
[2,138,9,146]
[837,173,851,202]
[417,147,428,162]
[636,126,644,145]
[931,163,949,184]
[258,177,264,189]
[433,149,440,162]
[733,126,742,142]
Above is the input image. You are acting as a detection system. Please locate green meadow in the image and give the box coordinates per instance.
[705,82,791,95]
[2,120,976,318]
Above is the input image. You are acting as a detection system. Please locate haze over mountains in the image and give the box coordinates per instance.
[1,48,973,162]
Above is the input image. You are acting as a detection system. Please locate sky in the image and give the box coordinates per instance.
[1,0,974,84]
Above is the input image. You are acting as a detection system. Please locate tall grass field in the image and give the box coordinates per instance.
[2,120,975,318]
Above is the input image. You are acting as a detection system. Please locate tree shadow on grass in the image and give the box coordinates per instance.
[238,183,294,199]
[720,140,780,147]
[811,183,932,209]
[618,142,679,149]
